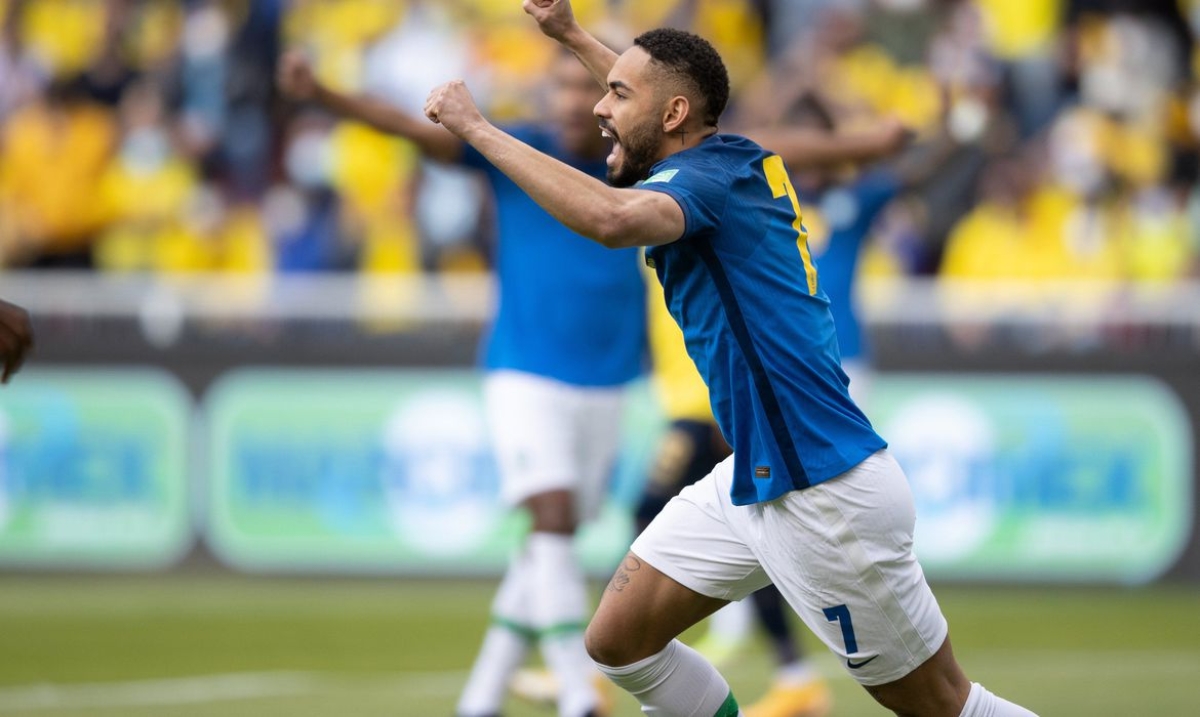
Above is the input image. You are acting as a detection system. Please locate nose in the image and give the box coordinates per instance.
[594,95,611,119]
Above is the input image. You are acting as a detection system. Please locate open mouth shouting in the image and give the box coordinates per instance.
[599,121,621,168]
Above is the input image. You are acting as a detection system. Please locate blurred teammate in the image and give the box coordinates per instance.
[0,299,33,384]
[421,1,1038,715]
[278,49,645,717]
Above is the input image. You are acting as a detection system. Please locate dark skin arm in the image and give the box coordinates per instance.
[276,51,464,164]
[423,81,686,249]
[0,299,33,384]
[523,0,619,90]
[745,118,914,170]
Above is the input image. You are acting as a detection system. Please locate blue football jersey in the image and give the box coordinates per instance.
[461,125,646,387]
[640,134,887,504]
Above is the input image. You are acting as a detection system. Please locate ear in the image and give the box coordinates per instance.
[661,95,691,134]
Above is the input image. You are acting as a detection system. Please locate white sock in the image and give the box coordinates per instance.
[707,599,753,643]
[456,551,535,717]
[597,639,742,716]
[959,682,1039,717]
[528,532,598,717]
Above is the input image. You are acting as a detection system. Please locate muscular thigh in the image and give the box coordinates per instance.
[592,455,772,664]
[587,551,728,665]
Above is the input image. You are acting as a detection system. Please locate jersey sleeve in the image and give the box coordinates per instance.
[636,159,730,242]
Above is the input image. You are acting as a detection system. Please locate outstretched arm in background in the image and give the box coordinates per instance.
[745,118,913,170]
[0,299,33,384]
[523,0,619,90]
[424,81,683,249]
[275,51,464,164]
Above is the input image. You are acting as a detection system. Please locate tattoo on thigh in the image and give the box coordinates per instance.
[606,555,642,593]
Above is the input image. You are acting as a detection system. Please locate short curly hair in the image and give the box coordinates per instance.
[633,28,730,128]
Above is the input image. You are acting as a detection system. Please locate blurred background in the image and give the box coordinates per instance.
[0,0,1198,715]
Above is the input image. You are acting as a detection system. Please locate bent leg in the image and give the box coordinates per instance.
[862,636,970,716]
[589,456,771,716]
[587,551,727,665]
[867,636,1037,717]
[588,551,740,716]
[751,451,1034,717]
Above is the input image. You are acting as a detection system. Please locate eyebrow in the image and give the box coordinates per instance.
[608,80,633,94]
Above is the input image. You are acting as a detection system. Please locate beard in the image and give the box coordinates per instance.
[605,119,661,188]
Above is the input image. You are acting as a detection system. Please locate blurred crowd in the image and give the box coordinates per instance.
[1,0,1199,285]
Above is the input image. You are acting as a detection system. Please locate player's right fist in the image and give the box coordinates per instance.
[0,299,33,385]
[522,0,577,41]
[277,51,318,101]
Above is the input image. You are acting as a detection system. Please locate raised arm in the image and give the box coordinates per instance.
[276,51,464,164]
[745,118,913,170]
[523,0,619,90]
[426,81,683,248]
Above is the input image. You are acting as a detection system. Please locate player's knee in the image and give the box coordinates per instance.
[584,619,642,668]
[524,490,577,534]
[583,621,612,665]
[529,513,575,534]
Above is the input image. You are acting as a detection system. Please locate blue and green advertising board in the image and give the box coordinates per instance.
[0,369,192,568]
[874,374,1192,584]
[0,365,1190,581]
[204,370,1192,583]
[204,369,660,575]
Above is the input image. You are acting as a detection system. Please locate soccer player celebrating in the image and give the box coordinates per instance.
[278,49,645,717]
[0,299,33,385]
[419,0,1040,715]
[635,103,916,717]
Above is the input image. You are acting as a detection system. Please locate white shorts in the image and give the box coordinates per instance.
[484,370,625,522]
[631,449,948,686]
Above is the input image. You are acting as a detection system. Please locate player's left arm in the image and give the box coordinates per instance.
[425,81,684,248]
[523,0,618,91]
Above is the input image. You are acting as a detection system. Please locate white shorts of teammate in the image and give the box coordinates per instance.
[484,370,626,522]
[631,449,949,687]
[841,357,872,408]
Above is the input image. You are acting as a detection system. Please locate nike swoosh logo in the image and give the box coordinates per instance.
[846,655,879,669]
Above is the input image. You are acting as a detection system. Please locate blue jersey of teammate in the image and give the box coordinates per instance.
[461,124,646,386]
[639,134,886,505]
[801,171,900,362]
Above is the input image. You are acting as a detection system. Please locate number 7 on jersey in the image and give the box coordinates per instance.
[763,155,819,295]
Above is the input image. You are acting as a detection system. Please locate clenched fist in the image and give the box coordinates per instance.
[522,0,578,41]
[424,81,487,138]
[277,50,319,101]
[0,299,33,385]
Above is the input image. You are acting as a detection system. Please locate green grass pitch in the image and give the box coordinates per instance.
[0,575,1196,716]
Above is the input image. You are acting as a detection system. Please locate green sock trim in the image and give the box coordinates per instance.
[490,616,538,641]
[489,617,587,641]
[714,691,740,717]
[537,620,587,640]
